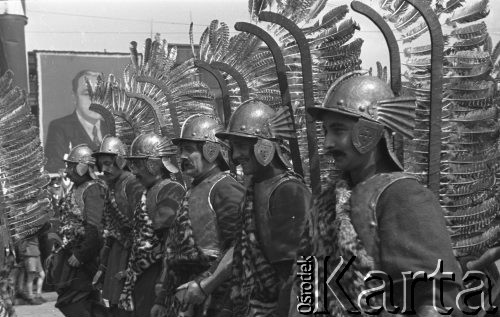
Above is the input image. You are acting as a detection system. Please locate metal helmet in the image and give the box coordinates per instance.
[63,144,97,178]
[127,132,179,174]
[172,114,224,164]
[216,99,295,167]
[92,135,127,169]
[307,74,416,170]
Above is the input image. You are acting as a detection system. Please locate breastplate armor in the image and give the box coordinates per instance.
[188,172,229,258]
[253,173,303,262]
[146,178,179,217]
[349,172,414,267]
[113,172,135,219]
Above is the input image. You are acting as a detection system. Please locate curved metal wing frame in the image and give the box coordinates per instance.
[210,61,250,102]
[403,0,444,195]
[234,21,304,176]
[350,1,402,96]
[193,59,231,127]
[89,104,117,137]
[135,75,182,135]
[258,11,320,195]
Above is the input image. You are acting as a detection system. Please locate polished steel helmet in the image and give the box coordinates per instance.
[172,114,225,164]
[64,144,95,165]
[216,100,278,140]
[126,132,178,173]
[63,144,97,178]
[92,135,127,169]
[173,114,222,144]
[307,74,416,170]
[216,99,295,167]
[172,114,229,170]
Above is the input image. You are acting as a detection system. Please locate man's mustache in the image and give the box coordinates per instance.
[181,159,193,171]
[324,149,344,157]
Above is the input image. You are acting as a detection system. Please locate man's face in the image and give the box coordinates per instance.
[127,158,157,188]
[75,74,102,122]
[96,155,122,183]
[230,137,259,175]
[179,141,210,178]
[322,112,371,173]
[64,162,86,184]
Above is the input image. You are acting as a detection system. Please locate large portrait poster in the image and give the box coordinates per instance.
[35,51,130,172]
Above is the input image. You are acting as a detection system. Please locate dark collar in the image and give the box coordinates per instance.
[192,166,221,187]
[110,171,128,189]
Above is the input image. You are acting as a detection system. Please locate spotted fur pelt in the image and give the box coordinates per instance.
[162,190,211,316]
[118,190,162,311]
[294,178,384,316]
[231,181,281,317]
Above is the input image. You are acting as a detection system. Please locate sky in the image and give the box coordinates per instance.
[14,0,500,72]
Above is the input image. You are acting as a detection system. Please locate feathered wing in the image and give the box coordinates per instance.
[0,70,52,243]
[124,36,215,139]
[375,0,500,260]
[196,1,363,188]
[197,20,280,114]
[87,74,161,148]
[249,0,363,186]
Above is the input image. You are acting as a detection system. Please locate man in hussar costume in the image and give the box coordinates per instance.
[150,114,245,317]
[293,74,463,316]
[120,132,185,317]
[181,100,311,316]
[51,144,107,317]
[92,135,143,317]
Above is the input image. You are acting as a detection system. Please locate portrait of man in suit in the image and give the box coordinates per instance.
[44,70,110,173]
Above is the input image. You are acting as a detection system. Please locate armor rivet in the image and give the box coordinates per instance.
[240,125,246,131]
[337,99,344,106]
[255,129,260,134]
[192,132,196,136]
[358,105,365,112]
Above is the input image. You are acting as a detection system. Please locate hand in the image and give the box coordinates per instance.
[114,270,127,280]
[92,270,104,288]
[155,283,163,297]
[67,254,81,267]
[177,280,207,307]
[467,246,500,271]
[150,304,168,317]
